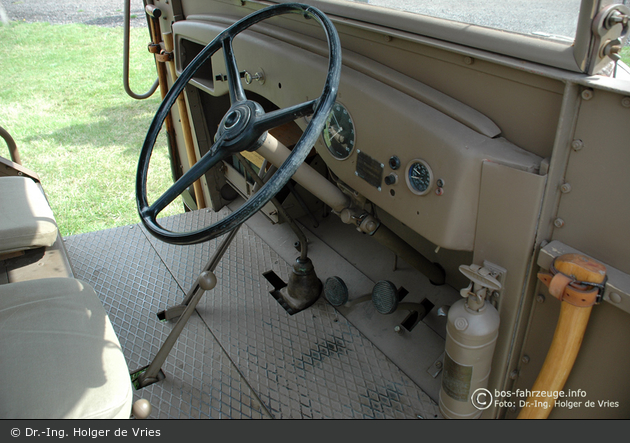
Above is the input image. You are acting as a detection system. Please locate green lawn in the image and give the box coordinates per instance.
[0,22,183,236]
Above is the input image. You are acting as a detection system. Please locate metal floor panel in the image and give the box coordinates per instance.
[64,210,440,419]
[64,224,269,419]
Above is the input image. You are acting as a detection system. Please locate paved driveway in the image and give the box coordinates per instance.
[1,0,146,27]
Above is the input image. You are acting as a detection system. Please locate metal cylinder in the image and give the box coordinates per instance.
[439,298,500,419]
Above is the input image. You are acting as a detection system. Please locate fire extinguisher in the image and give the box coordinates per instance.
[439,264,501,419]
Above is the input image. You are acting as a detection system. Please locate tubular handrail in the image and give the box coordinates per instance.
[123,0,159,100]
[0,125,21,165]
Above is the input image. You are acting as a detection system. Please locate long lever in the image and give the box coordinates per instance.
[132,226,240,389]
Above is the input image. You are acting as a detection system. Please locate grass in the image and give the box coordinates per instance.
[622,46,630,66]
[0,22,183,236]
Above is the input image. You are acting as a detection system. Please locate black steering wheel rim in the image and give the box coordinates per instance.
[136,3,341,245]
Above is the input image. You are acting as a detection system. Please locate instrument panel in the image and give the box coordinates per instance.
[173,19,543,252]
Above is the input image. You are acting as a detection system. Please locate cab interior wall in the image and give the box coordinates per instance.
[172,0,557,360]
[509,86,630,419]
[142,0,630,419]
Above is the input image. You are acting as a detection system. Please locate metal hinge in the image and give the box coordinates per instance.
[588,3,630,75]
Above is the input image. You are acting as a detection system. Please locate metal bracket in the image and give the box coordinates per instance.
[157,304,186,322]
[537,241,630,315]
[483,260,507,309]
[426,353,444,379]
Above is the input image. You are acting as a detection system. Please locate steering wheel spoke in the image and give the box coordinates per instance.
[136,3,341,245]
[222,37,247,104]
[148,140,231,217]
[253,99,318,135]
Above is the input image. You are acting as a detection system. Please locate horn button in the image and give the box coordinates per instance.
[217,101,266,151]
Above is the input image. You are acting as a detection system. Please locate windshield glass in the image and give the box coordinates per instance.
[347,0,582,41]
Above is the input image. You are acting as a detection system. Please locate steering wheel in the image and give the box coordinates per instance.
[136,3,341,245]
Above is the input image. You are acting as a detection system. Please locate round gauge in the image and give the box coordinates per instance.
[405,159,433,195]
[322,102,355,160]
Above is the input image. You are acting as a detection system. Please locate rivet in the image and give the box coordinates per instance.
[537,294,546,303]
[622,97,630,108]
[383,35,392,42]
[608,292,622,304]
[560,183,572,193]
[581,89,593,100]
[464,56,474,65]
[521,355,530,364]
[554,218,565,228]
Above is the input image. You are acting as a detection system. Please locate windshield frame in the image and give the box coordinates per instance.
[260,0,609,74]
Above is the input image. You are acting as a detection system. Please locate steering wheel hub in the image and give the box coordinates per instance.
[216,101,267,151]
[224,109,244,130]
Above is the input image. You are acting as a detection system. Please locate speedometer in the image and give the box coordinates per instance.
[322,102,355,160]
[405,159,433,195]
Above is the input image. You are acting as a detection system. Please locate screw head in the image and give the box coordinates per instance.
[537,294,546,303]
[560,183,572,193]
[571,139,584,151]
[622,97,630,108]
[581,89,593,100]
[554,218,565,228]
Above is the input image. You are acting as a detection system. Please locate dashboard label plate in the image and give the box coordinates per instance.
[356,150,383,190]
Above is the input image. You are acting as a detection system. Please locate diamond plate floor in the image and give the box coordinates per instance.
[64,209,440,419]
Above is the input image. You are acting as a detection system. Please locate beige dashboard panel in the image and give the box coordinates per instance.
[173,19,543,251]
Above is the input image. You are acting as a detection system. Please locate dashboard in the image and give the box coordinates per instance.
[173,16,543,252]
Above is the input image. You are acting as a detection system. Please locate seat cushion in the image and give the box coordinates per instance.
[0,176,58,254]
[0,278,133,419]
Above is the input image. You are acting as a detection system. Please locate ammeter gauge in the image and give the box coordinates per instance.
[405,159,433,195]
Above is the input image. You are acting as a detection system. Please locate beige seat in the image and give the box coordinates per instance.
[0,176,58,254]
[0,278,133,419]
